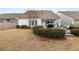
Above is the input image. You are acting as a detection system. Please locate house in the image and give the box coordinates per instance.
[0,10,60,29]
[56,11,79,28]
[18,10,60,28]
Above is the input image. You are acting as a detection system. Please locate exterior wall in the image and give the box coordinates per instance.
[0,23,16,30]
[0,19,17,30]
[56,12,74,27]
[53,19,60,27]
[18,19,41,27]
[18,19,29,26]
[41,20,46,28]
[37,19,41,25]
[41,21,45,26]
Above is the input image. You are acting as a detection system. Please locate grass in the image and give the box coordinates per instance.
[0,29,79,51]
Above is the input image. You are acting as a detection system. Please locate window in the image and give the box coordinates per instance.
[6,19,16,23]
[29,20,37,26]
[0,20,4,22]
[35,20,37,25]
[46,21,53,24]
[46,21,49,24]
[6,19,11,23]
[32,21,34,25]
[50,21,53,23]
[10,19,16,23]
[29,20,31,26]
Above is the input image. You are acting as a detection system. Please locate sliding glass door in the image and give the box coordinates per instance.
[29,20,37,27]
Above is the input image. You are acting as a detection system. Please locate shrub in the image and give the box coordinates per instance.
[32,26,43,35]
[20,25,30,29]
[16,25,20,29]
[71,29,79,36]
[51,29,65,38]
[32,26,43,29]
[32,27,65,39]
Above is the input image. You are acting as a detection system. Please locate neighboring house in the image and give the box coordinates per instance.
[0,13,23,29]
[56,11,79,27]
[0,10,60,29]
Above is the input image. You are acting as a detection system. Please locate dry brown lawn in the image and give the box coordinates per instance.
[0,29,79,51]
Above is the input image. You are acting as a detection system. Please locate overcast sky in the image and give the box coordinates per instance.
[0,8,79,13]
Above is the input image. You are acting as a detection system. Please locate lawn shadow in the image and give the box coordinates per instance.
[34,34,66,41]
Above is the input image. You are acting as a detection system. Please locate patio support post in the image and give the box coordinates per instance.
[59,20,61,27]
[72,20,74,24]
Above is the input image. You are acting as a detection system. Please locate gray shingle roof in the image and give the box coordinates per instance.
[25,10,60,19]
[59,11,79,20]
[0,13,27,19]
[0,10,60,20]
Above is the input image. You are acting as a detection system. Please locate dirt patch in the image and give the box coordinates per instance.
[0,29,78,51]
